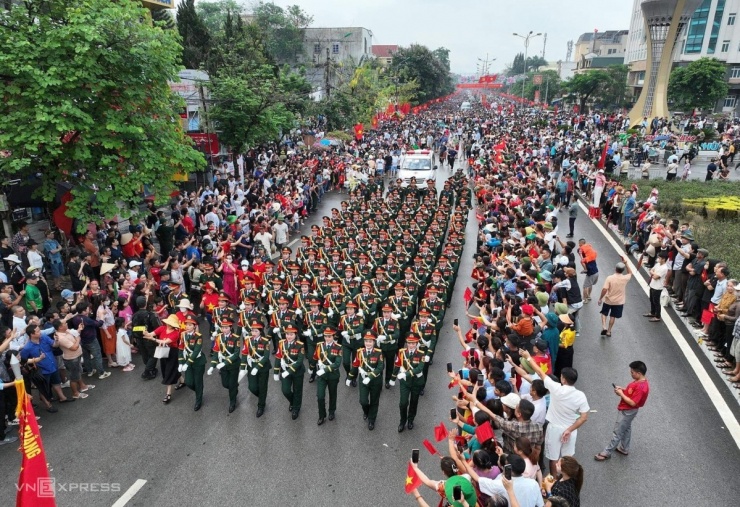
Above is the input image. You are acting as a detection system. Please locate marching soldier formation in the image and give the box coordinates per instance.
[163,172,472,431]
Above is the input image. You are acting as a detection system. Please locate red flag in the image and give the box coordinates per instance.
[475,421,495,444]
[434,422,448,442]
[15,380,56,507]
[404,463,422,494]
[354,123,364,140]
[447,377,459,389]
[371,116,379,129]
[422,439,438,455]
[463,287,472,305]
[597,136,609,169]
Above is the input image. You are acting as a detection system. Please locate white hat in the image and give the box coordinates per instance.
[177,299,193,310]
[129,260,142,267]
[240,259,249,267]
[3,254,21,264]
[100,262,115,276]
[501,392,521,410]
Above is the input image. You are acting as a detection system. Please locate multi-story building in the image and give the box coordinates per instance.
[625,0,649,102]
[573,30,629,75]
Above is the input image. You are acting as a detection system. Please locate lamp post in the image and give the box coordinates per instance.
[513,31,542,105]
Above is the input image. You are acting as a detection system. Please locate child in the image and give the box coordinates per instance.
[115,317,134,371]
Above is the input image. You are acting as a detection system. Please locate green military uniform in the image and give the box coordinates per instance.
[274,327,305,419]
[323,283,348,327]
[391,336,426,431]
[268,297,298,350]
[420,290,446,333]
[339,303,365,380]
[239,323,271,417]
[209,320,241,413]
[179,319,206,411]
[314,328,343,424]
[371,307,401,387]
[302,299,329,382]
[347,332,385,430]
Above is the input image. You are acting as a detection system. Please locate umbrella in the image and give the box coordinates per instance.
[319,139,331,146]
[653,135,672,141]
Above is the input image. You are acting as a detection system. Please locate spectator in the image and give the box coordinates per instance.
[52,319,91,399]
[543,456,583,507]
[20,323,73,411]
[645,252,668,322]
[597,256,632,337]
[69,302,110,380]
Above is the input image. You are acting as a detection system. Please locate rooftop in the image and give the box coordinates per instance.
[372,45,398,58]
[577,30,629,45]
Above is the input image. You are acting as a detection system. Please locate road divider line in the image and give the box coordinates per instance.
[111,479,147,507]
[577,200,740,450]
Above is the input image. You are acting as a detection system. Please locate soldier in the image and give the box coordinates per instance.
[273,325,305,420]
[238,276,260,306]
[356,253,374,279]
[207,319,241,413]
[314,327,343,426]
[390,334,426,432]
[238,296,265,333]
[166,279,188,314]
[269,296,297,351]
[385,253,402,284]
[302,247,320,278]
[328,249,345,278]
[420,285,446,333]
[293,278,316,318]
[179,315,206,411]
[214,292,238,329]
[200,258,223,292]
[410,309,436,396]
[340,264,362,299]
[371,266,391,301]
[355,281,378,327]
[339,301,365,384]
[238,320,271,418]
[372,304,401,389]
[324,279,347,327]
[303,297,329,383]
[313,263,334,297]
[346,332,385,430]
[276,247,293,276]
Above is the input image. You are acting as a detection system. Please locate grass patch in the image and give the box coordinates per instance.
[622,179,740,274]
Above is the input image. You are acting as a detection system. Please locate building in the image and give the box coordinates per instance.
[299,27,373,99]
[372,45,399,66]
[141,0,173,8]
[573,30,628,74]
[625,0,649,102]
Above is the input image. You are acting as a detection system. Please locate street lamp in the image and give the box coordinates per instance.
[477,55,497,76]
[513,31,542,105]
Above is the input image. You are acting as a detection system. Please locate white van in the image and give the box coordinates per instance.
[460,101,472,111]
[398,149,437,187]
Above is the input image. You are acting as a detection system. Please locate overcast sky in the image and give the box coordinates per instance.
[259,0,633,74]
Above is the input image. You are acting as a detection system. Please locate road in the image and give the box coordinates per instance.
[1,165,739,507]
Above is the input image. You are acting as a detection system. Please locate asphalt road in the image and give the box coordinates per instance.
[1,165,739,507]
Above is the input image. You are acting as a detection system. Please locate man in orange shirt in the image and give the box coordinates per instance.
[82,230,101,279]
[578,239,599,302]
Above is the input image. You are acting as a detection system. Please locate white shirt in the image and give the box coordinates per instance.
[273,222,289,245]
[254,231,272,253]
[543,375,589,427]
[479,476,544,507]
[649,262,668,290]
[27,250,44,271]
[524,394,547,425]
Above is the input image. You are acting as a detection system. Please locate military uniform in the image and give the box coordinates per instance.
[391,335,426,432]
[302,299,329,382]
[371,306,401,387]
[314,328,343,425]
[179,317,206,411]
[209,320,241,413]
[339,302,365,380]
[239,321,271,417]
[274,326,305,419]
[347,332,385,430]
[268,296,298,351]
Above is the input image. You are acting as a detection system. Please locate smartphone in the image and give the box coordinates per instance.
[450,408,457,420]
[477,377,484,387]
[411,449,420,464]
[458,369,463,378]
[454,318,459,326]
[612,383,617,389]
[447,362,453,373]
[504,464,512,480]
[453,485,462,501]
[457,391,464,400]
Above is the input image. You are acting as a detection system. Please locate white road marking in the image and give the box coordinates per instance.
[579,200,740,449]
[111,479,147,507]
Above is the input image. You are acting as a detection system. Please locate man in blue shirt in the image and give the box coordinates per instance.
[21,324,74,412]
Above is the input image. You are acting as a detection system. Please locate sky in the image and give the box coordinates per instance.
[257,0,634,74]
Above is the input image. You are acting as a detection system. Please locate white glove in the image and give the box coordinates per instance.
[303,330,311,337]
[247,357,254,367]
[354,276,362,281]
[341,331,349,338]
[267,308,274,315]
[280,359,287,369]
[423,355,430,363]
[279,273,286,280]
[397,372,407,380]
[392,313,401,320]
[182,364,189,372]
[317,368,326,377]
[389,380,396,387]
[281,370,290,378]
[274,374,280,381]
[207,367,214,376]
[211,331,219,339]
[354,333,361,340]
[216,362,226,370]
[362,376,371,385]
[272,327,280,335]
[218,352,225,362]
[416,371,424,378]
[250,367,259,376]
[328,309,334,317]
[345,379,352,387]
[239,303,246,311]
[358,367,367,377]
[287,289,294,296]
[358,310,364,317]
[261,291,267,298]
[177,364,184,373]
[238,370,247,383]
[377,334,386,343]
[295,309,303,316]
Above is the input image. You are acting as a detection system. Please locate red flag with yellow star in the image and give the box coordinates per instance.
[15,379,56,507]
[404,462,422,494]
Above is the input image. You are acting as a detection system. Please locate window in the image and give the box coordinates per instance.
[721,40,730,52]
[313,43,321,54]
[332,43,339,55]
[723,96,736,109]
[707,0,726,54]
[685,0,712,53]
[732,67,740,79]
[607,48,616,55]
[729,13,736,25]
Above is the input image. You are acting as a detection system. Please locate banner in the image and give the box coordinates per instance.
[456,83,503,89]
[15,379,56,507]
[534,90,540,103]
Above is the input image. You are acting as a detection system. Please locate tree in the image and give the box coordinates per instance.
[152,8,176,30]
[252,2,312,63]
[521,69,562,103]
[432,47,451,72]
[0,0,204,227]
[563,71,610,113]
[390,44,454,104]
[526,55,547,72]
[177,0,211,69]
[195,0,244,35]
[563,65,628,112]
[507,53,525,76]
[668,57,729,112]
[600,64,629,108]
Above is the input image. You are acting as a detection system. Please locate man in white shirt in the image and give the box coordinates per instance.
[647,252,669,322]
[523,351,589,476]
[478,455,544,507]
[523,379,548,426]
[272,216,289,251]
[254,227,273,255]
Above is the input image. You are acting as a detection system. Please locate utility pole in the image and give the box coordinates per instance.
[324,47,331,100]
[542,33,547,59]
[514,31,542,106]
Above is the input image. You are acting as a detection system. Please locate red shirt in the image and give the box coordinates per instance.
[617,380,650,410]
[154,325,181,349]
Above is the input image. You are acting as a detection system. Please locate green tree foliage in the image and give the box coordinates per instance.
[152,8,176,30]
[507,53,547,76]
[252,2,312,63]
[521,70,562,103]
[0,0,204,227]
[563,65,628,112]
[195,0,244,35]
[177,0,211,69]
[390,44,454,104]
[600,64,629,108]
[668,57,729,112]
[432,47,451,72]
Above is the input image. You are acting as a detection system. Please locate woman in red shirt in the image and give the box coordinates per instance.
[144,314,182,404]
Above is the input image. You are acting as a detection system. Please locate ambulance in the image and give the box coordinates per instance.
[397,149,437,187]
